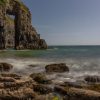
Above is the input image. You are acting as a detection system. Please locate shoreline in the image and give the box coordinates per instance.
[0,62,99,99]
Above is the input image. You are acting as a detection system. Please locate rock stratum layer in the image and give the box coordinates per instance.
[0,0,47,50]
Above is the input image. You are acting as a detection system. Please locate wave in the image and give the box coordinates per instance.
[47,47,59,51]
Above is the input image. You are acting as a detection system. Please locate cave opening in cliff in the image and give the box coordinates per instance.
[6,13,15,49]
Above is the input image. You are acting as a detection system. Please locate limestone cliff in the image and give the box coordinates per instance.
[0,0,47,49]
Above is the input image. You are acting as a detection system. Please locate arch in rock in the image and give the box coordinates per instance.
[0,0,47,50]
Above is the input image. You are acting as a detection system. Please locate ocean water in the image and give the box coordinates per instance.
[0,45,100,83]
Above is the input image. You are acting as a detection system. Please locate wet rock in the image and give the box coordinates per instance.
[84,75,100,83]
[45,63,69,73]
[54,85,100,100]
[33,84,52,94]
[0,63,13,72]
[30,73,52,84]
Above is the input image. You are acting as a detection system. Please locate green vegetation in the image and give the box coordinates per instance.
[6,15,14,24]
[52,96,60,100]
[15,0,29,12]
[0,0,28,12]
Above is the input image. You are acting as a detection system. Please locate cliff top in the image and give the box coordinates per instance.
[0,0,28,12]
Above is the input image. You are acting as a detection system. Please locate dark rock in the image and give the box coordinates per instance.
[33,84,52,94]
[28,64,38,68]
[0,0,47,50]
[30,73,52,84]
[84,75,100,83]
[45,63,69,73]
[0,62,13,72]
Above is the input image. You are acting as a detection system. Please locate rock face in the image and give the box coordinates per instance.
[45,63,69,73]
[0,0,47,50]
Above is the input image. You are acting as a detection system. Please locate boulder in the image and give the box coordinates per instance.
[30,73,52,84]
[0,63,13,72]
[84,75,100,83]
[45,63,69,73]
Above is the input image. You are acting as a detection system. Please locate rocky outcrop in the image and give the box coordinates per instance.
[45,63,69,73]
[0,0,47,50]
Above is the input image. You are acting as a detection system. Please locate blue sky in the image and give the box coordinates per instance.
[22,0,100,45]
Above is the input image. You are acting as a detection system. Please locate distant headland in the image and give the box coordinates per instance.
[0,0,47,50]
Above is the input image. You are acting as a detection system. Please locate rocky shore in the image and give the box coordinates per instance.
[0,62,99,100]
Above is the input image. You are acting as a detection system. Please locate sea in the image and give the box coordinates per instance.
[0,45,100,83]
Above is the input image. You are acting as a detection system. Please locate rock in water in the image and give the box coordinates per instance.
[45,63,69,73]
[0,0,47,50]
[0,62,13,72]
[84,75,100,83]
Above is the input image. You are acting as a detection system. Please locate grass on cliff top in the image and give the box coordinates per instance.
[0,0,28,12]
[15,0,29,12]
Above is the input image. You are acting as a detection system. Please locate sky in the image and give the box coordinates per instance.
[22,0,100,45]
